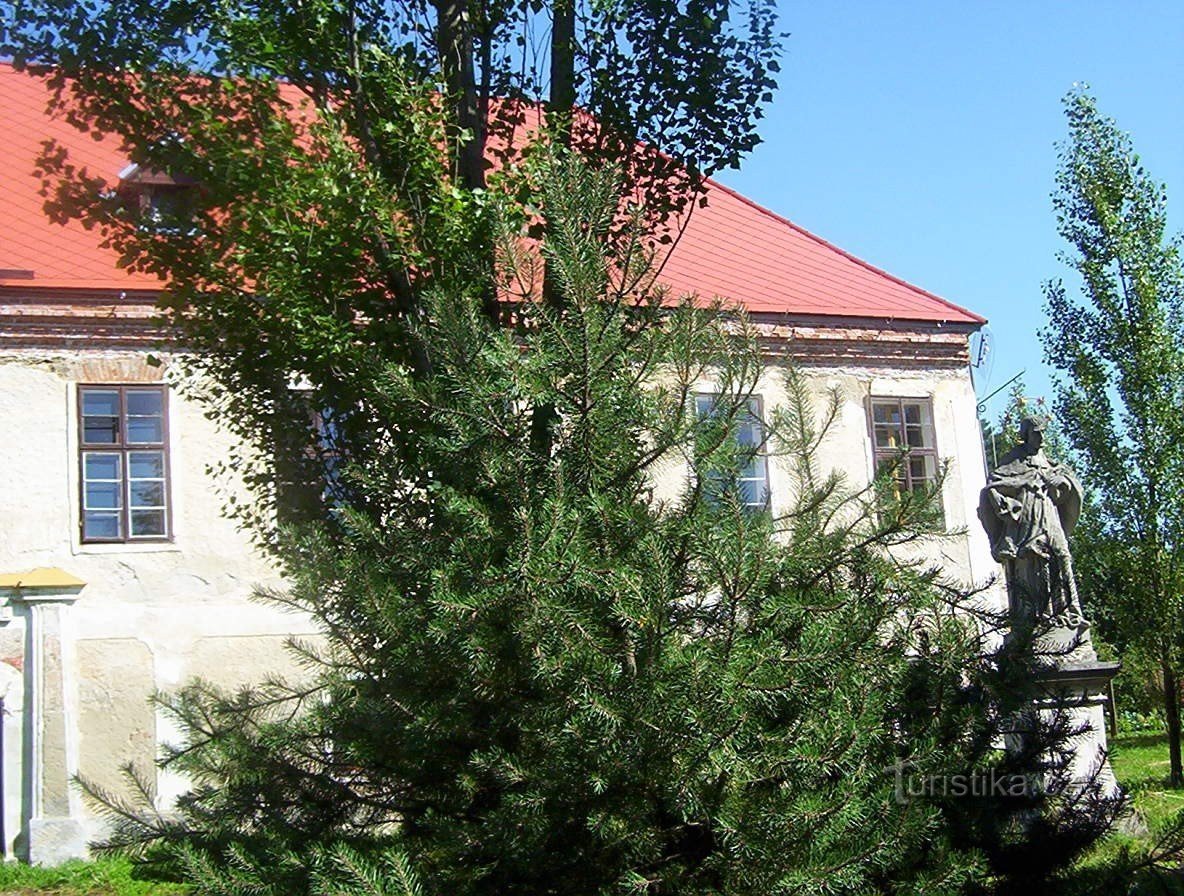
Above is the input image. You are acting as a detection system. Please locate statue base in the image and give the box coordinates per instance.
[1029,621,1100,669]
[1024,622,1122,801]
[1035,657,1123,802]
[1003,623,1123,803]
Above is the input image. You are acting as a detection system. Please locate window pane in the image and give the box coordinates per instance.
[903,401,932,426]
[874,425,899,449]
[909,455,937,484]
[737,418,762,448]
[83,416,120,443]
[872,403,901,425]
[81,390,119,417]
[126,390,163,416]
[130,509,166,537]
[903,403,933,449]
[695,394,717,417]
[129,451,165,479]
[742,453,767,481]
[129,480,165,507]
[126,417,163,444]
[85,481,121,510]
[84,452,121,480]
[738,478,766,508]
[84,511,121,539]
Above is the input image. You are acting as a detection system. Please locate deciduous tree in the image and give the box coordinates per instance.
[1043,87,1184,787]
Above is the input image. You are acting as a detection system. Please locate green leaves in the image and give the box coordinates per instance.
[1043,88,1184,790]
[1043,89,1184,627]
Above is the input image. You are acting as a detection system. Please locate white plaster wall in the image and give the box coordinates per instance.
[0,346,1007,853]
[0,350,317,849]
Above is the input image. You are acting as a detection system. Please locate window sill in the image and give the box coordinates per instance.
[73,541,181,556]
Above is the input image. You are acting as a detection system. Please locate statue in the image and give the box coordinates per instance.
[978,416,1086,629]
[979,417,1123,805]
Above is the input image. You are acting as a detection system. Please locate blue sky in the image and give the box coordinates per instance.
[714,1,1184,422]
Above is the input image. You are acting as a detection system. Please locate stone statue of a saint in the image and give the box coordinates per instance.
[978,416,1086,629]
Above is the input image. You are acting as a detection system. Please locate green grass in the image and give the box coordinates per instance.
[0,856,184,896]
[1067,730,1184,893]
[1112,731,1184,834]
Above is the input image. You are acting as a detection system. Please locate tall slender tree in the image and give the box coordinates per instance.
[1043,87,1184,787]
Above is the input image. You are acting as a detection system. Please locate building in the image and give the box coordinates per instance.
[0,63,1002,863]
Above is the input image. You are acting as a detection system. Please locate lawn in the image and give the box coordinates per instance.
[0,857,184,896]
[1112,731,1184,834]
[1065,729,1184,893]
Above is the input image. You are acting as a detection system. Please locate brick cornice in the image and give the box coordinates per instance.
[0,286,168,348]
[750,314,976,369]
[0,287,976,368]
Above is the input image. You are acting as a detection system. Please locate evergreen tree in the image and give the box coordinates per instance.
[66,153,1147,896]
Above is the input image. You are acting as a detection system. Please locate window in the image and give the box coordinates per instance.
[694,393,770,510]
[118,163,198,235]
[275,396,348,525]
[142,185,196,233]
[868,397,938,499]
[79,386,170,542]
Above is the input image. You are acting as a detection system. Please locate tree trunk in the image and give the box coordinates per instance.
[435,0,502,329]
[548,0,576,143]
[1163,656,1183,787]
[435,0,483,192]
[530,0,578,461]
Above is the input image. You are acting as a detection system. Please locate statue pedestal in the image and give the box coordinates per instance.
[1021,623,1122,800]
[1030,621,1101,668]
[1003,624,1122,801]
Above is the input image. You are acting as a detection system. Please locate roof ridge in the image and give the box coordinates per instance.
[701,175,986,325]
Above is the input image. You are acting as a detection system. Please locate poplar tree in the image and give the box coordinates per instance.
[1043,88,1184,788]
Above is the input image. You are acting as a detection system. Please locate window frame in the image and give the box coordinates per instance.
[865,395,941,500]
[118,164,200,236]
[693,391,772,512]
[77,384,173,544]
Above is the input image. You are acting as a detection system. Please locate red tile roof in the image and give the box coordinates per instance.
[0,64,983,325]
[659,181,984,323]
[0,65,163,291]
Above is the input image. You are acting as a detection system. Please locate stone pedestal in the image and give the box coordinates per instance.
[1004,622,1122,800]
[1034,657,1122,800]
